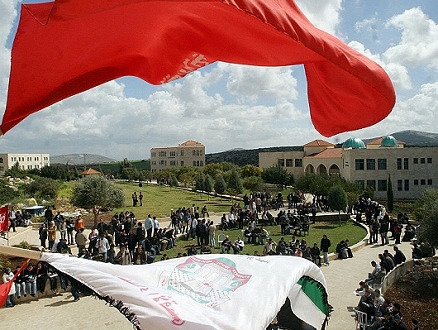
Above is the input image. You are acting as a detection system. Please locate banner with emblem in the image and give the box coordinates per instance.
[40,253,330,330]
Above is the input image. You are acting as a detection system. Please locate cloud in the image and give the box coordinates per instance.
[383,7,438,71]
[296,0,343,35]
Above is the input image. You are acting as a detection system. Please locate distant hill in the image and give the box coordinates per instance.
[391,130,438,146]
[206,146,303,167]
[51,154,117,165]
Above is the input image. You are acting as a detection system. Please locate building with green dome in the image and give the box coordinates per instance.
[259,136,438,200]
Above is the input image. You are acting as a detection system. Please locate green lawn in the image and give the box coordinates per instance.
[112,181,240,220]
[162,219,366,258]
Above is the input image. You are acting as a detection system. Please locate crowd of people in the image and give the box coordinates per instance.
[355,281,419,329]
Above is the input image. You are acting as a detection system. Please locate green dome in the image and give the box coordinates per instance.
[381,135,398,147]
[342,137,366,149]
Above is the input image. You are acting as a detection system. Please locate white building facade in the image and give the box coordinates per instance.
[0,153,50,175]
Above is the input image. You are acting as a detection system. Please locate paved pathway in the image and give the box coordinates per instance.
[1,217,414,330]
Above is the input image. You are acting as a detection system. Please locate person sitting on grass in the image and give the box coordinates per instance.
[232,237,244,254]
[221,235,231,254]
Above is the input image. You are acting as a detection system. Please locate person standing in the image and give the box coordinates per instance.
[75,228,88,256]
[38,224,48,249]
[139,192,143,206]
[96,233,110,262]
[47,221,57,250]
[145,215,153,239]
[75,215,85,232]
[2,267,16,307]
[8,207,16,232]
[320,234,331,266]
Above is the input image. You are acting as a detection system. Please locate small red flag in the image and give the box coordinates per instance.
[1,0,395,136]
[0,205,9,232]
[0,259,29,307]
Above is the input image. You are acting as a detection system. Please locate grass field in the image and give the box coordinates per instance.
[160,219,366,258]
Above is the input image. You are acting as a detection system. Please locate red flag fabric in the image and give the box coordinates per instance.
[0,205,9,232]
[1,0,395,136]
[0,259,29,307]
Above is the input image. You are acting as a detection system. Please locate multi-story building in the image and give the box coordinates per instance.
[150,140,205,172]
[0,153,50,175]
[259,136,438,200]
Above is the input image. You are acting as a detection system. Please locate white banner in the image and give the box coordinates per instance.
[41,253,329,330]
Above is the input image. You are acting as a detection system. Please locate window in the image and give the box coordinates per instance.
[159,151,166,157]
[366,180,376,190]
[151,152,156,157]
[404,158,409,170]
[377,159,387,170]
[159,160,167,166]
[200,161,204,166]
[151,161,156,165]
[295,159,302,167]
[428,179,432,185]
[192,150,196,156]
[356,180,365,190]
[0,166,4,171]
[355,159,364,170]
[377,180,387,191]
[200,150,203,156]
[404,180,409,191]
[421,179,426,185]
[366,159,375,170]
[427,158,432,164]
[420,158,425,164]
[397,180,402,191]
[169,151,176,157]
[278,159,285,167]
[0,158,3,163]
[181,150,184,156]
[181,161,184,166]
[396,158,402,170]
[193,160,196,166]
[413,158,418,164]
[169,160,176,166]
[286,159,293,167]
[414,179,418,186]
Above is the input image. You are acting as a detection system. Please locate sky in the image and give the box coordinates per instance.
[0,0,437,160]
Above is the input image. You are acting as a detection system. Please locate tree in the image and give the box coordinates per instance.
[241,164,262,178]
[227,169,243,194]
[387,175,394,212]
[413,189,438,246]
[202,163,222,178]
[23,177,61,201]
[327,185,348,225]
[214,173,227,195]
[195,173,206,191]
[170,175,178,190]
[295,173,330,196]
[243,176,264,191]
[0,180,20,205]
[204,174,214,200]
[261,165,293,188]
[71,176,125,227]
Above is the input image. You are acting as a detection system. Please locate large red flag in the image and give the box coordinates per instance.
[1,0,395,136]
[0,205,9,232]
[0,259,29,307]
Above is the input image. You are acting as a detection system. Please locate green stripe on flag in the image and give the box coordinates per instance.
[297,276,329,315]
